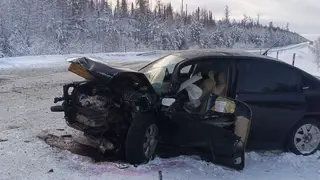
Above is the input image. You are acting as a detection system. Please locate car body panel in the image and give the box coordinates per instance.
[234,57,310,149]
[236,93,306,149]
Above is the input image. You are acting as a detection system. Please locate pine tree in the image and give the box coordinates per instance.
[224,5,230,24]
[88,0,94,12]
[114,0,120,18]
[242,14,248,27]
[56,0,68,20]
[166,3,173,22]
[120,0,128,17]
[136,0,148,15]
[131,2,134,17]
[156,0,161,18]
[269,21,274,30]
[101,0,106,11]
[196,7,200,21]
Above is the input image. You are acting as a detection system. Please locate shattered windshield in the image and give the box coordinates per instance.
[139,55,186,87]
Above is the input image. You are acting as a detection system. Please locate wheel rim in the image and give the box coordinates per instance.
[143,124,158,159]
[294,123,320,154]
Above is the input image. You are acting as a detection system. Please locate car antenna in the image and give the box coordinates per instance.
[262,40,280,56]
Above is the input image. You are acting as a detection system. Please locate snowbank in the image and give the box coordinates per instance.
[0,42,310,70]
[0,52,164,70]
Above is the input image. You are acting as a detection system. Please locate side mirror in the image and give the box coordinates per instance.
[161,98,176,107]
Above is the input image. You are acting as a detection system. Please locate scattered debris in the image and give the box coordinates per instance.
[24,140,31,143]
[56,129,65,131]
[60,134,72,138]
[115,163,130,169]
[7,125,20,130]
[0,139,8,142]
[158,171,163,180]
[12,89,22,94]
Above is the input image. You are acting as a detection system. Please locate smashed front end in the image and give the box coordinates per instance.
[51,57,158,156]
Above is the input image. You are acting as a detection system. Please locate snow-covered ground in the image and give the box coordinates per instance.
[267,42,320,77]
[1,43,320,180]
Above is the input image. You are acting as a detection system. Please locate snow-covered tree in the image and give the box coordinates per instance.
[0,0,308,57]
[310,37,320,67]
[120,0,129,18]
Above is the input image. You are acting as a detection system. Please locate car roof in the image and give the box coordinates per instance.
[168,49,320,81]
[169,49,280,62]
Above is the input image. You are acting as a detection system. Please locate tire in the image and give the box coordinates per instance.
[125,113,159,165]
[287,118,320,156]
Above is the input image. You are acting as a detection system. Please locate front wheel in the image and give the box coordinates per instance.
[125,113,159,165]
[287,118,320,156]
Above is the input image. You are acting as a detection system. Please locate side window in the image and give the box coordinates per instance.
[238,60,301,93]
[180,65,192,74]
[302,74,320,90]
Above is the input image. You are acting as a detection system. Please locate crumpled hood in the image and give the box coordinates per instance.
[67,57,137,81]
[66,57,157,94]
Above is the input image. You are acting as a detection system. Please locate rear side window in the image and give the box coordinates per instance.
[238,60,301,93]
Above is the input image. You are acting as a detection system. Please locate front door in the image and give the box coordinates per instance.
[167,57,233,147]
[235,59,306,149]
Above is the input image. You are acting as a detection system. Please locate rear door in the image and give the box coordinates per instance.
[235,59,306,149]
[301,73,320,114]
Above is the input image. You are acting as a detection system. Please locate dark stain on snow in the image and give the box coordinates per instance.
[37,132,115,162]
[7,125,20,130]
[0,139,8,142]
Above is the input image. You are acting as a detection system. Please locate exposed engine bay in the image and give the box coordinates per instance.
[62,79,156,155]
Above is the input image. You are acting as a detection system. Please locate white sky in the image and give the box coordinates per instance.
[120,0,320,34]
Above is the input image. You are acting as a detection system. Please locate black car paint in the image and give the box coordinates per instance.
[58,53,320,154]
[164,54,320,151]
[233,57,320,150]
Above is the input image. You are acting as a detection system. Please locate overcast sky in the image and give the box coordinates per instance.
[151,0,319,34]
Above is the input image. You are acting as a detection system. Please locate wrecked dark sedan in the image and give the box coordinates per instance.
[51,49,320,170]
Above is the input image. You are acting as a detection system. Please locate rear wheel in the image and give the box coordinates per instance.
[287,118,320,156]
[125,113,159,164]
